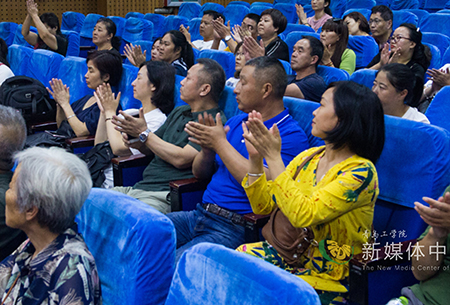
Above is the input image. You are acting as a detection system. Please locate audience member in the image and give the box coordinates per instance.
[158,30,194,77]
[92,17,121,54]
[0,106,27,262]
[0,146,100,304]
[320,18,356,75]
[343,12,370,36]
[225,42,245,88]
[296,0,333,32]
[47,50,123,137]
[373,63,429,123]
[22,0,68,56]
[237,81,385,305]
[367,5,393,52]
[94,61,176,188]
[420,64,450,111]
[0,38,14,87]
[167,56,308,261]
[369,23,431,107]
[108,58,225,214]
[124,37,162,67]
[243,9,289,62]
[285,36,327,102]
[181,10,227,51]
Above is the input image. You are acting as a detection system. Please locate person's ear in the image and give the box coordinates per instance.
[199,83,211,97]
[261,82,273,99]
[25,206,39,222]
[399,88,408,100]
[102,73,110,83]
[387,20,393,30]
[311,54,319,66]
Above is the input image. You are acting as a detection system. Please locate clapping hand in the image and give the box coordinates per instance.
[415,192,450,239]
[112,107,147,138]
[124,43,146,67]
[47,78,70,108]
[94,83,121,114]
[185,112,229,152]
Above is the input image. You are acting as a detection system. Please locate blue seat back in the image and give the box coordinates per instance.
[0,22,18,46]
[58,56,92,104]
[249,5,272,16]
[348,35,379,69]
[197,49,236,79]
[122,18,153,44]
[302,5,315,18]
[25,49,64,85]
[437,9,450,13]
[174,74,186,108]
[119,64,141,110]
[201,3,225,14]
[285,31,320,58]
[61,11,85,33]
[283,97,324,148]
[61,30,80,57]
[330,0,347,18]
[80,13,104,39]
[223,4,250,28]
[316,65,349,85]
[126,40,153,63]
[188,18,202,42]
[342,9,371,22]
[228,1,250,7]
[423,42,441,70]
[250,2,273,8]
[426,86,450,131]
[423,0,448,11]
[446,0,450,9]
[420,13,450,37]
[404,9,430,24]
[163,16,190,33]
[218,85,240,120]
[279,59,294,75]
[178,2,202,20]
[422,32,450,57]
[273,3,298,24]
[273,0,296,4]
[7,44,32,75]
[107,16,127,37]
[443,47,450,64]
[345,0,376,10]
[393,10,418,30]
[390,0,419,9]
[144,13,166,40]
[349,68,377,89]
[13,25,37,48]
[76,188,176,305]
[283,23,315,36]
[125,12,144,19]
[165,243,320,305]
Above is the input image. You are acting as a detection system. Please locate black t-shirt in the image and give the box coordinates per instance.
[288,73,327,102]
[35,33,68,56]
[265,37,290,62]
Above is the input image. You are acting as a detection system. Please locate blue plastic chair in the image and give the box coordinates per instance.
[316,65,349,85]
[80,13,103,43]
[375,0,391,6]
[76,188,176,305]
[178,2,202,20]
[250,2,273,8]
[125,39,153,63]
[345,0,376,10]
[437,9,450,13]
[348,35,379,69]
[57,56,92,104]
[426,86,450,131]
[25,49,64,86]
[165,243,321,305]
[420,13,450,37]
[61,11,85,33]
[274,3,298,24]
[107,16,127,38]
[121,18,153,47]
[422,32,450,58]
[200,3,225,15]
[125,12,144,19]
[144,13,166,40]
[249,5,271,16]
[0,22,18,46]
[283,23,315,36]
[349,68,377,89]
[443,47,450,64]
[13,25,37,48]
[392,10,418,30]
[404,9,430,24]
[329,0,347,18]
[7,44,33,75]
[342,9,371,23]
[188,18,202,42]
[174,74,186,108]
[423,0,448,11]
[279,59,294,75]
[446,0,450,8]
[197,49,236,79]
[228,1,250,7]
[423,42,442,70]
[218,85,240,120]
[273,0,296,4]
[285,31,320,58]
[61,30,80,57]
[390,0,419,9]
[119,64,141,110]
[163,16,190,33]
[223,4,250,28]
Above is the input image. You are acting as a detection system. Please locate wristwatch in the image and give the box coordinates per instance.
[139,128,151,143]
[224,35,232,42]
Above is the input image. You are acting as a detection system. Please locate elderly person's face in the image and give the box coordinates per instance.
[5,164,26,229]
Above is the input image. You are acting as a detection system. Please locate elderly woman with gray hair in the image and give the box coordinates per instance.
[0,147,101,305]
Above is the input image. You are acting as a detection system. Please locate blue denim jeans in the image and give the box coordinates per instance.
[166,203,246,262]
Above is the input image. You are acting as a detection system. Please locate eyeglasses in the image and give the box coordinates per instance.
[369,18,383,25]
[388,35,412,43]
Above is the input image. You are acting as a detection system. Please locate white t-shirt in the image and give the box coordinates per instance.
[193,39,226,51]
[102,108,167,189]
[0,64,14,86]
[402,106,430,124]
[225,77,239,88]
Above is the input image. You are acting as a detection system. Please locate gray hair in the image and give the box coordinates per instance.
[14,146,92,233]
[0,105,26,170]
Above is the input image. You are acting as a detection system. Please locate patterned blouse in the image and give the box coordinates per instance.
[242,146,379,293]
[0,227,101,305]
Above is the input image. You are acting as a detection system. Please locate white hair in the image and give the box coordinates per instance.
[14,146,92,233]
[0,105,26,170]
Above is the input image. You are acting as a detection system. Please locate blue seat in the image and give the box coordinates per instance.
[273,0,296,4]
[107,16,127,37]
[249,5,271,16]
[7,44,32,75]
[13,25,37,48]
[285,31,320,58]
[420,13,450,37]
[119,64,141,110]
[179,2,202,20]
[316,65,350,85]
[443,47,450,64]
[223,4,250,28]
[446,0,450,8]
[79,13,104,54]
[274,3,298,24]
[163,16,190,33]
[279,59,294,75]
[390,0,419,9]
[165,243,320,305]
[188,18,202,42]
[437,9,450,13]
[283,97,324,148]
[342,9,371,23]
[283,24,315,36]
[375,0,390,6]
[423,42,441,70]
[349,68,377,89]
[422,32,450,58]
[345,0,376,9]
[228,1,250,7]
[302,5,315,18]
[218,85,240,120]
[423,0,448,11]
[61,11,85,33]
[192,47,200,61]
[121,17,153,49]
[0,22,18,46]
[348,35,379,69]
[126,39,153,63]
[25,49,64,86]
[58,56,92,104]
[392,10,418,30]
[426,86,450,131]
[197,49,236,79]
[329,0,347,18]
[250,2,273,8]
[201,3,225,14]
[404,9,430,24]
[61,30,80,57]
[144,13,166,40]
[125,12,144,19]
[76,188,176,305]
[174,74,186,108]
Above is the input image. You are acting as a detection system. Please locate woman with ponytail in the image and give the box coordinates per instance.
[158,30,194,77]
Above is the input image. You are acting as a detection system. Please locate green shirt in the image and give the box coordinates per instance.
[339,48,356,76]
[133,105,225,192]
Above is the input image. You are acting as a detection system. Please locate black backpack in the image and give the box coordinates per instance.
[0,76,56,123]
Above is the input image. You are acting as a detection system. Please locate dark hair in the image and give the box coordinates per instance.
[203,10,225,22]
[371,5,393,22]
[261,9,287,34]
[398,23,431,71]
[323,0,333,16]
[378,63,415,104]
[303,36,324,68]
[0,38,9,67]
[326,81,385,164]
[245,56,287,99]
[164,30,194,69]
[343,12,370,35]
[234,42,244,78]
[244,13,261,25]
[140,61,175,115]
[322,18,348,68]
[40,12,62,35]
[86,50,123,87]
[96,17,122,51]
[196,58,226,102]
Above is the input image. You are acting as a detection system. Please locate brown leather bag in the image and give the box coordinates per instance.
[262,147,325,267]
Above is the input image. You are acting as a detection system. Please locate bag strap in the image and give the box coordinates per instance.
[292,147,325,181]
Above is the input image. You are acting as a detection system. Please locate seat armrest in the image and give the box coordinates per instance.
[65,136,95,148]
[79,46,96,51]
[30,121,58,133]
[169,178,209,212]
[112,153,153,187]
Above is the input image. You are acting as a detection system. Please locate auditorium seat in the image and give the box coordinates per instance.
[422,32,450,57]
[121,18,153,53]
[125,12,144,19]
[316,65,350,85]
[392,10,418,30]
[223,4,250,28]
[197,49,236,79]
[163,16,189,34]
[423,42,441,70]
[348,35,379,69]
[390,0,419,9]
[349,68,377,89]
[107,16,127,37]
[144,13,166,40]
[7,44,32,75]
[228,1,250,7]
[274,3,298,24]
[61,30,80,57]
[61,11,85,33]
[404,9,429,24]
[250,2,273,8]
[442,47,450,64]
[25,49,64,86]
[118,63,141,110]
[425,86,450,131]
[188,18,202,42]
[0,22,18,46]
[345,0,376,10]
[125,39,153,64]
[249,5,271,16]
[329,0,347,18]
[420,13,450,37]
[178,2,202,20]
[79,13,104,57]
[200,3,225,15]
[58,56,92,104]
[283,24,315,36]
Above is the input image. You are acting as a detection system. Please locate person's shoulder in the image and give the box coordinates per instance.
[343,48,356,58]
[225,112,247,127]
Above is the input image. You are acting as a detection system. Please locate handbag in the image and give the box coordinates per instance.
[262,147,325,267]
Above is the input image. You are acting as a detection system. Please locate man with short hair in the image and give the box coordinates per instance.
[285,36,327,102]
[0,105,27,261]
[167,56,309,261]
[111,58,226,214]
[366,5,393,68]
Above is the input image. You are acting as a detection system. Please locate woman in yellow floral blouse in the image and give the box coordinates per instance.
[237,81,385,305]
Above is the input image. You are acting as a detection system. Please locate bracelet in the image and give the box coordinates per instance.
[66,114,76,120]
[105,117,112,122]
[248,172,264,177]
[325,61,333,67]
